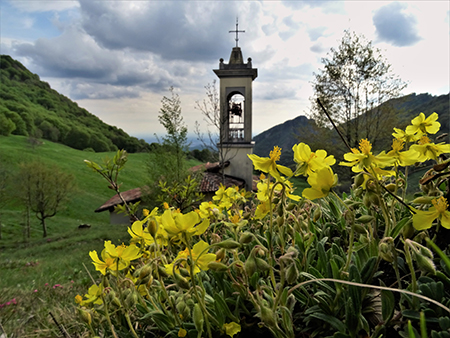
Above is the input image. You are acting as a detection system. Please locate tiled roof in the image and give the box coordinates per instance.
[198,172,245,193]
[95,187,142,213]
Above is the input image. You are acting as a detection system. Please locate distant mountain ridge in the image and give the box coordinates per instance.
[253,92,449,166]
[0,55,150,152]
[253,115,317,164]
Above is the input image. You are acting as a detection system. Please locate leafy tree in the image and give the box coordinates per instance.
[309,30,406,150]
[145,88,204,211]
[16,161,75,237]
[0,113,16,136]
[157,86,189,181]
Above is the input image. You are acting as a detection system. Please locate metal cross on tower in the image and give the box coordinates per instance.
[229,18,245,47]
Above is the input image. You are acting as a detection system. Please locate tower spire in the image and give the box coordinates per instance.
[229,17,245,47]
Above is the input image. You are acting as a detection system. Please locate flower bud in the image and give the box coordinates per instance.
[244,256,257,277]
[139,265,152,280]
[255,258,271,272]
[260,306,277,327]
[313,207,322,222]
[414,253,436,275]
[174,273,190,290]
[353,223,366,234]
[193,303,204,333]
[215,248,226,261]
[157,265,169,278]
[412,196,435,204]
[402,221,415,239]
[277,204,284,217]
[385,183,397,192]
[215,239,241,250]
[379,237,395,263]
[285,263,299,284]
[239,232,254,244]
[356,215,374,224]
[148,219,159,238]
[78,308,92,325]
[207,262,229,272]
[354,173,365,188]
[179,268,190,278]
[286,203,296,211]
[125,290,139,308]
[277,216,285,227]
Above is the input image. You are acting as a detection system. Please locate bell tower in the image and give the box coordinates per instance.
[213,20,257,190]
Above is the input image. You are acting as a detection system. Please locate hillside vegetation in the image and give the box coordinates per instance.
[255,92,450,167]
[0,55,150,152]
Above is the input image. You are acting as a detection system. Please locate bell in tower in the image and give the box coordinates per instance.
[213,20,258,190]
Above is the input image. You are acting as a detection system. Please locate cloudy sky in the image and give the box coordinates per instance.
[1,1,449,141]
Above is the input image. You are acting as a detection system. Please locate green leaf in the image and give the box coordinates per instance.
[360,256,378,284]
[391,217,411,239]
[309,312,346,332]
[381,290,395,323]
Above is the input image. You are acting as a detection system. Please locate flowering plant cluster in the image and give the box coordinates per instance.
[77,112,450,338]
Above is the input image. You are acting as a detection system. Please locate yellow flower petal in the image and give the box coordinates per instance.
[223,322,241,337]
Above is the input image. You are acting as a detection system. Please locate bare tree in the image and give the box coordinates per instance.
[16,161,75,237]
[194,80,235,183]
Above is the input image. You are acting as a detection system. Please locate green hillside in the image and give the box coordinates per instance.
[254,92,449,166]
[0,55,150,152]
[0,135,151,243]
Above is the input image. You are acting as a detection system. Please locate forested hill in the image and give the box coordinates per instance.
[254,92,449,166]
[0,55,150,152]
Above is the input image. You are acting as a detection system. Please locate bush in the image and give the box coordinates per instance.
[0,113,16,136]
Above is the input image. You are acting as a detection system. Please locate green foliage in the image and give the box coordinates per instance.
[0,112,16,136]
[0,54,150,153]
[310,30,407,150]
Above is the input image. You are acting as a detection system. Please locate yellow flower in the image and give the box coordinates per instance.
[128,220,154,245]
[165,240,216,276]
[81,283,103,305]
[387,139,421,166]
[223,322,241,337]
[340,139,396,172]
[160,209,209,242]
[392,127,422,143]
[406,112,441,135]
[104,241,141,264]
[292,143,335,176]
[75,294,83,304]
[254,201,271,220]
[302,166,338,200]
[89,250,116,274]
[410,136,450,161]
[413,196,450,230]
[178,328,187,337]
[248,146,293,181]
[198,201,219,218]
[225,212,248,230]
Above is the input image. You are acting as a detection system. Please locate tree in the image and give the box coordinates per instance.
[146,87,203,211]
[157,86,188,181]
[16,161,75,237]
[194,80,234,183]
[309,30,407,151]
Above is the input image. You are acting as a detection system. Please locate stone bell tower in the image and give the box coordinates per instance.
[213,20,257,190]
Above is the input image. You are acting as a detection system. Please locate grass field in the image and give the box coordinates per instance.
[0,135,201,337]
